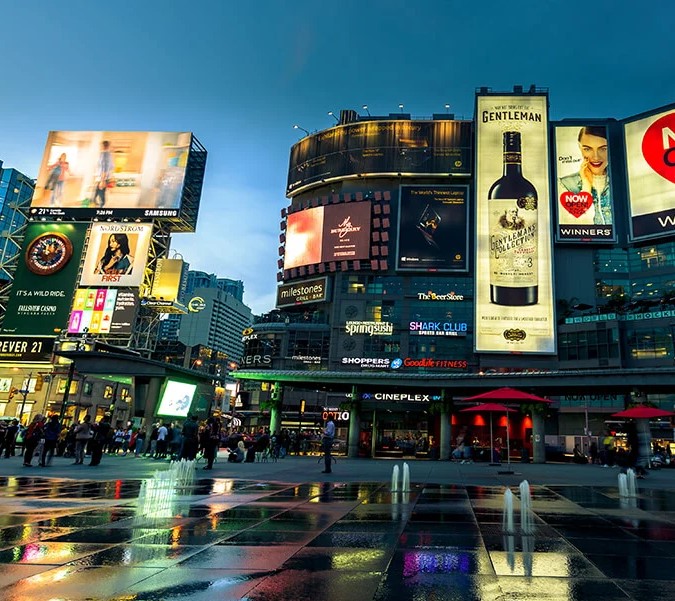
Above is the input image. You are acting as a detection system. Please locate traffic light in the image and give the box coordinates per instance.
[271,383,281,402]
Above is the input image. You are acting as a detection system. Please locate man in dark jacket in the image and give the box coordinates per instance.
[40,415,61,467]
[89,414,112,466]
[180,415,199,460]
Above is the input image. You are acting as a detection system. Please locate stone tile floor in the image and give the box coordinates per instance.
[1,475,675,600]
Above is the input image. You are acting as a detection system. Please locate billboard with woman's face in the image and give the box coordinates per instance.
[79,223,153,287]
[554,124,615,242]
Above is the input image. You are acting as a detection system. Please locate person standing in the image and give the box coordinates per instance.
[155,422,168,459]
[93,140,114,208]
[89,414,111,466]
[134,427,146,457]
[180,415,199,460]
[3,420,19,458]
[23,414,45,467]
[202,416,221,470]
[73,416,92,464]
[40,415,61,467]
[321,416,335,474]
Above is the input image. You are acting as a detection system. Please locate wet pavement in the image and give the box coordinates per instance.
[0,458,674,600]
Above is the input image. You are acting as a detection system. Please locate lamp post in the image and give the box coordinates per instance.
[58,362,76,422]
[18,371,33,425]
[327,111,339,123]
[361,104,371,116]
[293,124,310,137]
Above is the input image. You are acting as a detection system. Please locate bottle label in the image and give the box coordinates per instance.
[489,198,537,286]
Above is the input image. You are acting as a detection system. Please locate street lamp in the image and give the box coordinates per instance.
[293,124,310,136]
[327,111,339,123]
[361,104,371,116]
[18,371,33,425]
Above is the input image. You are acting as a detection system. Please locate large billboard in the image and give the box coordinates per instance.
[287,120,472,195]
[624,106,675,240]
[283,201,371,270]
[67,288,138,335]
[475,95,556,354]
[554,124,615,242]
[79,223,152,287]
[396,185,468,271]
[1,224,87,336]
[30,131,191,220]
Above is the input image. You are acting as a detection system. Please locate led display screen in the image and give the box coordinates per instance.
[30,131,191,220]
[67,288,138,335]
[283,201,371,270]
[396,185,468,271]
[624,106,675,240]
[554,124,615,242]
[474,94,555,354]
[287,120,472,195]
[156,380,197,418]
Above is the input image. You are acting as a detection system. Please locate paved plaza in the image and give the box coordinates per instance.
[0,454,674,600]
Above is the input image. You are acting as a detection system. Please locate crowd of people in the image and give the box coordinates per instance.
[0,412,338,471]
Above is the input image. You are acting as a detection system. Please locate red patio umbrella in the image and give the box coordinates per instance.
[611,407,674,469]
[611,407,675,419]
[460,403,517,467]
[463,387,552,404]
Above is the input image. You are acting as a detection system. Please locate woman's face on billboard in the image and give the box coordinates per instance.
[579,132,608,175]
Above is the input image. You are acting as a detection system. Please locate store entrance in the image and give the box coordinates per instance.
[372,410,431,459]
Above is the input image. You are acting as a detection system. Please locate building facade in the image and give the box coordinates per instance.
[235,89,675,461]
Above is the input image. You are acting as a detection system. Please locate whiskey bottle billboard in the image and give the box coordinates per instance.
[475,94,555,354]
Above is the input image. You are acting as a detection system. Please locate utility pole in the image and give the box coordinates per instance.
[18,371,33,425]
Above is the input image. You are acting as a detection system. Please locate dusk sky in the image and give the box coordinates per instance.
[0,1,673,314]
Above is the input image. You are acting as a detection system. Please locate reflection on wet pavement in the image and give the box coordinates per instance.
[1,477,675,599]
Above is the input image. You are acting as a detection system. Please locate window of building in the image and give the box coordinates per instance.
[363,336,400,354]
[626,327,674,360]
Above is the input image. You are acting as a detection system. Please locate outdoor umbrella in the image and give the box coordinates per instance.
[462,387,553,404]
[611,407,675,419]
[462,388,552,470]
[611,407,675,469]
[460,403,516,466]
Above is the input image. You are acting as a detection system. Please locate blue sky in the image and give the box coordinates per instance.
[0,0,673,314]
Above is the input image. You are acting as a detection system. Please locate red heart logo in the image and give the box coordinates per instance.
[560,191,593,218]
[642,111,675,185]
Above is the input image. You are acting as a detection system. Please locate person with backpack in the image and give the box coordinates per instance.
[89,414,112,466]
[73,415,93,465]
[23,414,45,467]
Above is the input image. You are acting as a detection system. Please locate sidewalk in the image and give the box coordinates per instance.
[1,453,675,599]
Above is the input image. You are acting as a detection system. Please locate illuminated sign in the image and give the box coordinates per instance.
[409,321,468,336]
[80,223,152,287]
[68,288,138,335]
[156,380,197,418]
[416,291,464,301]
[283,202,371,270]
[151,258,183,301]
[345,321,394,336]
[240,355,272,367]
[276,277,328,308]
[397,185,468,272]
[475,94,555,354]
[322,408,350,422]
[341,357,391,368]
[398,358,468,370]
[30,130,192,221]
[361,392,442,402]
[554,124,615,242]
[624,106,675,240]
[188,296,207,312]
[287,120,472,195]
[2,224,88,336]
[0,336,54,363]
[289,354,322,364]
